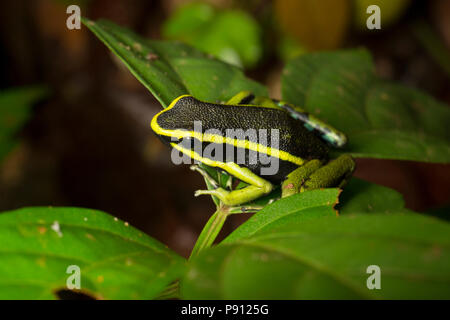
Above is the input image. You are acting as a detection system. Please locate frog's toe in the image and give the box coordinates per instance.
[194,189,211,197]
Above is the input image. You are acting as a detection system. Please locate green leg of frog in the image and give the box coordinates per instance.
[226,91,283,110]
[191,164,269,211]
[195,162,274,207]
[281,154,355,197]
[281,159,323,198]
[171,141,273,206]
[194,155,355,206]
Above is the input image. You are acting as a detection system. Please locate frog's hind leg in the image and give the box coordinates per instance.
[281,155,355,197]
[226,91,256,105]
[301,154,355,192]
[281,159,322,197]
[226,91,283,110]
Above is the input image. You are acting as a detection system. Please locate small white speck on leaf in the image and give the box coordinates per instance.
[51,221,63,237]
[132,42,142,51]
[146,52,159,61]
[124,222,129,227]
[114,217,118,222]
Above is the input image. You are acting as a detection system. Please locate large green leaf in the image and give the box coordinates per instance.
[0,207,185,299]
[182,213,450,299]
[224,179,405,244]
[0,86,48,162]
[223,189,340,243]
[282,49,450,163]
[338,178,405,215]
[163,3,262,68]
[83,18,267,108]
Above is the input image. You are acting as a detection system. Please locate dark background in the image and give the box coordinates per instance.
[0,0,449,257]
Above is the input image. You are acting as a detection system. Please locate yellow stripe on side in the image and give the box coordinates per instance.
[151,95,305,166]
[170,143,270,188]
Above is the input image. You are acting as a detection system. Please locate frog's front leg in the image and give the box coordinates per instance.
[195,162,273,206]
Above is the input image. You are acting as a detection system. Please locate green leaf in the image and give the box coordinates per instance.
[0,86,48,162]
[282,49,450,163]
[83,18,266,108]
[223,179,405,244]
[163,3,262,68]
[0,207,185,299]
[223,189,340,243]
[182,213,450,299]
[338,178,405,214]
[163,2,215,38]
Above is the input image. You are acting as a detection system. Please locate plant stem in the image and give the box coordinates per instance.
[189,206,229,259]
[159,206,232,298]
[156,281,180,300]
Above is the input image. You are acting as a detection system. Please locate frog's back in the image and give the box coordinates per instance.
[156,96,329,158]
[153,96,329,182]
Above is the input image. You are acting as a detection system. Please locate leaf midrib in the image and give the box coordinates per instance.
[224,204,334,243]
[245,230,450,248]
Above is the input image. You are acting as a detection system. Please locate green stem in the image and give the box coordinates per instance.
[189,206,229,259]
[156,281,180,300]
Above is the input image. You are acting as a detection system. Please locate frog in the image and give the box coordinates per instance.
[150,91,355,207]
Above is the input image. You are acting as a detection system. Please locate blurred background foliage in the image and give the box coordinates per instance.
[0,0,449,257]
[163,2,262,68]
